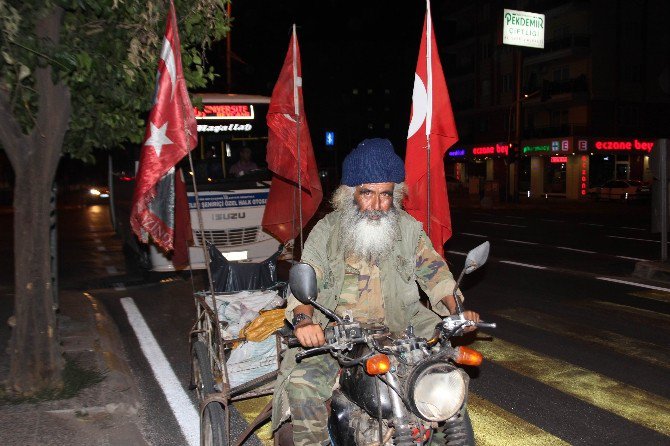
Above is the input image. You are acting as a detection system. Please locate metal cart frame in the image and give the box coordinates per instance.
[189,289,284,446]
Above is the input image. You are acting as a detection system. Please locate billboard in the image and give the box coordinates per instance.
[503,9,545,49]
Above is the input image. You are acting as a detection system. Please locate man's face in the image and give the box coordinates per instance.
[354,182,394,218]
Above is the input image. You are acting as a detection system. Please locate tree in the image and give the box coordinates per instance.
[0,0,230,396]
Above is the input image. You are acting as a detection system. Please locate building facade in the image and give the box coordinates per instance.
[438,0,670,200]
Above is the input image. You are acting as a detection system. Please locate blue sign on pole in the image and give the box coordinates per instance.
[325,131,335,147]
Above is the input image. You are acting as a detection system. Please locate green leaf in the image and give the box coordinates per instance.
[17,64,31,81]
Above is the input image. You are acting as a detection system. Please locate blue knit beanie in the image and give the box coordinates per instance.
[341,138,405,186]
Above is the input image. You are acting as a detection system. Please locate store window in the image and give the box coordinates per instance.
[546,159,567,193]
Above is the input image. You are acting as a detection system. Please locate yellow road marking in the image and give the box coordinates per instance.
[629,290,670,303]
[469,393,570,446]
[493,308,670,369]
[233,396,273,445]
[473,337,670,436]
[586,300,670,324]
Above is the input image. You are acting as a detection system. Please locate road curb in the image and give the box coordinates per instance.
[80,291,141,411]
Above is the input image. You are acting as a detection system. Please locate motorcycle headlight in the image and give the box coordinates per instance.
[406,360,468,422]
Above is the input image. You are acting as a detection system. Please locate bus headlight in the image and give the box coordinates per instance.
[406,360,468,422]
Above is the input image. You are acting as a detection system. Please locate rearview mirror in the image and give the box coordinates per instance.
[289,262,318,305]
[464,241,490,274]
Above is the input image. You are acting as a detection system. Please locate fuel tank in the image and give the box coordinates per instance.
[337,344,394,419]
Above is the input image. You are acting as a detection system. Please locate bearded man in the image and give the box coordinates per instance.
[271,138,480,446]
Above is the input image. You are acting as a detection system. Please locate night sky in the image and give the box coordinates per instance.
[205,0,432,153]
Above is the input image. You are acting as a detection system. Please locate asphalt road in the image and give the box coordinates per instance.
[3,198,669,445]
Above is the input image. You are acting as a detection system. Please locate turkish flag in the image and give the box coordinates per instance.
[130,0,197,254]
[404,6,458,257]
[262,26,322,244]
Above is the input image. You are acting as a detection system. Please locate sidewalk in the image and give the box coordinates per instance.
[0,289,148,446]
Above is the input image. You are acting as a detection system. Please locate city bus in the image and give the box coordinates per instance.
[111,93,282,272]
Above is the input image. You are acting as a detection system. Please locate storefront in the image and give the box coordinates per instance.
[520,137,654,199]
[445,137,655,200]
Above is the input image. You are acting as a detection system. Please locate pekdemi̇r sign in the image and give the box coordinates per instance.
[503,9,545,49]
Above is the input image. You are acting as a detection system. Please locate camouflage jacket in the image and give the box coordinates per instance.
[272,209,462,429]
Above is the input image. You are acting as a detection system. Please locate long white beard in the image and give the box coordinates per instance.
[340,203,400,264]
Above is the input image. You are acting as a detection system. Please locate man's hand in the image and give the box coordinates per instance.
[462,310,480,333]
[295,321,326,347]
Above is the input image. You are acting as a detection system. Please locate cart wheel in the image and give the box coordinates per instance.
[192,340,216,402]
[201,402,227,446]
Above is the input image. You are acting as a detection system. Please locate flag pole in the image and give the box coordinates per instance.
[293,24,305,252]
[425,0,433,237]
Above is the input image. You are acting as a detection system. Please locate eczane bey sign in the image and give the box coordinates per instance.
[503,9,545,49]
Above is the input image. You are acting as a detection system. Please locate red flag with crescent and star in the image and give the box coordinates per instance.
[130,0,196,257]
[262,25,323,244]
[404,1,458,257]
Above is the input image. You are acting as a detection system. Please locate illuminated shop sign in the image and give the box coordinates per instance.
[448,149,466,157]
[197,124,253,133]
[472,143,509,156]
[523,144,551,154]
[502,9,545,49]
[194,104,255,120]
[550,156,568,163]
[578,140,588,151]
[594,139,654,153]
[580,155,588,196]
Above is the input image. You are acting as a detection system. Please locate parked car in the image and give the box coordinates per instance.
[587,179,650,201]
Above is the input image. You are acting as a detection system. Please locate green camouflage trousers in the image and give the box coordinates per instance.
[286,353,339,446]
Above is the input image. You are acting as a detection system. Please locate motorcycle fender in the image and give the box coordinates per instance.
[328,390,357,446]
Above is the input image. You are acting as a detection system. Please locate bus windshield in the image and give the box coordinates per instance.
[111,93,283,272]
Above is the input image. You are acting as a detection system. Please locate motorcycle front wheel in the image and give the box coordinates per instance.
[432,404,475,446]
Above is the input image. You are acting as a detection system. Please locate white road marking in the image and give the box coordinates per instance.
[620,226,645,231]
[460,232,488,238]
[106,266,118,274]
[120,298,199,446]
[557,246,596,254]
[447,250,467,256]
[94,238,102,244]
[500,260,547,270]
[580,223,605,227]
[471,220,526,228]
[596,277,670,293]
[113,283,126,291]
[503,239,538,245]
[616,255,650,261]
[96,246,106,251]
[608,235,658,243]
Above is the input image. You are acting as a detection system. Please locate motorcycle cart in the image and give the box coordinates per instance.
[189,243,288,446]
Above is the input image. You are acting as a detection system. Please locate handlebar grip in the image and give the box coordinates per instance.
[285,336,302,348]
[476,321,497,329]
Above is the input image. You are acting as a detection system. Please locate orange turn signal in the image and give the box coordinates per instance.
[455,346,483,366]
[365,354,391,375]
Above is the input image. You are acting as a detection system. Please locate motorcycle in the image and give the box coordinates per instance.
[284,241,494,445]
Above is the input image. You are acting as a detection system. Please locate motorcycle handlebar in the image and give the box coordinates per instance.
[476,321,497,329]
[295,345,332,362]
